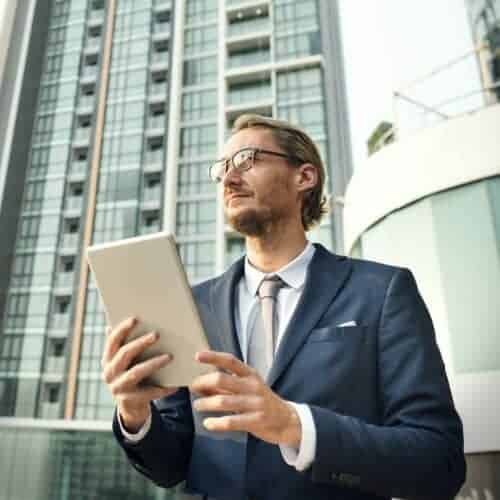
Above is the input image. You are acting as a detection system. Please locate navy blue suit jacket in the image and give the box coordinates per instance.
[113,244,465,500]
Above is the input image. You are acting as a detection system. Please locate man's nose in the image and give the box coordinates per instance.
[222,163,243,187]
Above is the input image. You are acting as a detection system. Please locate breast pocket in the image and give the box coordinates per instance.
[306,325,367,343]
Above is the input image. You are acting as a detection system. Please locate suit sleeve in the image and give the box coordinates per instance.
[112,387,194,489]
[309,268,466,499]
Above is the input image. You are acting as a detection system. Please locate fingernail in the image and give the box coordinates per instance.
[149,331,158,341]
[163,353,172,362]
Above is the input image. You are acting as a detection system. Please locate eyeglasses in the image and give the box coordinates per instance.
[208,147,300,184]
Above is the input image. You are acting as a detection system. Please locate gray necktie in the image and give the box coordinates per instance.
[247,276,285,379]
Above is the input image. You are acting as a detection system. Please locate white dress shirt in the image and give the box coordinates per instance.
[119,242,318,471]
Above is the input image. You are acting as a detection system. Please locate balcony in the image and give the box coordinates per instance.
[77,95,95,113]
[50,313,70,330]
[60,233,79,254]
[227,48,270,70]
[153,21,170,42]
[144,150,164,172]
[88,9,104,27]
[65,196,83,213]
[39,401,61,419]
[81,66,98,83]
[146,115,166,137]
[148,81,167,102]
[54,272,75,291]
[154,0,172,12]
[73,128,91,146]
[68,161,88,181]
[45,356,65,374]
[150,51,169,71]
[227,17,270,39]
[141,186,161,209]
[84,37,101,54]
[140,223,160,235]
[228,81,271,106]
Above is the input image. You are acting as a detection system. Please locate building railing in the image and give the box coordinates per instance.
[227,49,270,69]
[153,21,170,36]
[143,186,161,202]
[78,95,95,109]
[145,150,164,165]
[69,161,87,176]
[227,17,270,38]
[88,9,104,23]
[228,83,272,105]
[65,197,83,211]
[151,51,169,65]
[149,81,167,96]
[391,42,500,140]
[61,233,79,249]
[55,272,74,288]
[45,356,65,374]
[82,66,98,79]
[51,313,70,329]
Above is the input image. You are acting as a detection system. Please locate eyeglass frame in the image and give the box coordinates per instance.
[208,147,302,184]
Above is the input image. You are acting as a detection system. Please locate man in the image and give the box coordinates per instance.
[104,114,466,500]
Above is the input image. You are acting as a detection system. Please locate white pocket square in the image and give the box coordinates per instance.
[336,320,357,327]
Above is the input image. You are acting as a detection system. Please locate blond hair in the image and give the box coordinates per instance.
[232,114,329,231]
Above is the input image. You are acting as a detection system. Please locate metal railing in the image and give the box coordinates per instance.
[227,49,270,69]
[227,17,270,38]
[391,42,499,140]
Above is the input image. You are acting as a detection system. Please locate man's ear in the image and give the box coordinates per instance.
[295,163,318,194]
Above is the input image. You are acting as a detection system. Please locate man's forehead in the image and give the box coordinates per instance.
[224,127,277,155]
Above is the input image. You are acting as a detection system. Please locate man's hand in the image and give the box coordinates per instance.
[190,351,302,447]
[101,316,178,433]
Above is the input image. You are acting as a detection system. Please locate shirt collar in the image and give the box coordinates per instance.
[244,241,315,296]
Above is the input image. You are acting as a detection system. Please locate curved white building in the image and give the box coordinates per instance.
[344,103,500,496]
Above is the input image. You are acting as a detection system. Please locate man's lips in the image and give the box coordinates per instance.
[225,193,251,203]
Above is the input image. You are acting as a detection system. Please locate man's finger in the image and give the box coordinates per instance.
[102,316,137,365]
[111,354,171,394]
[193,394,259,414]
[195,351,254,377]
[203,412,260,433]
[102,331,159,384]
[190,370,255,396]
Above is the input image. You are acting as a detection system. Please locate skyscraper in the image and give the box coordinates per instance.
[0,1,352,498]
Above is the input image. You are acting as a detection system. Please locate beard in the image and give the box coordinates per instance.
[228,208,270,236]
[227,204,289,237]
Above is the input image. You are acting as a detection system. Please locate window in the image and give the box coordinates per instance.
[178,241,215,280]
[176,199,216,236]
[179,125,216,158]
[277,67,322,102]
[184,25,217,55]
[183,56,217,86]
[185,0,217,25]
[181,89,217,121]
[177,160,215,195]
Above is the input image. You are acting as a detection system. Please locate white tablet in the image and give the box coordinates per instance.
[86,231,213,387]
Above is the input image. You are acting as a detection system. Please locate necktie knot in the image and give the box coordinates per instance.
[257,275,285,300]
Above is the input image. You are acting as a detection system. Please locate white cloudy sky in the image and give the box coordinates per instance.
[339,0,481,169]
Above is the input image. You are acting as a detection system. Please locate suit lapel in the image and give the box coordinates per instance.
[209,257,245,360]
[267,244,353,388]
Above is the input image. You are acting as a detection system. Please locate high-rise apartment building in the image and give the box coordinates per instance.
[0,1,352,498]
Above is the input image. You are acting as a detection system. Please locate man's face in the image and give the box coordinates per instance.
[222,127,300,237]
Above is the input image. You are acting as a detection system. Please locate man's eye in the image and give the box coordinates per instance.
[235,150,252,165]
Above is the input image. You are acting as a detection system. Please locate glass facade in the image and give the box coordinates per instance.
[0,424,178,500]
[358,176,500,374]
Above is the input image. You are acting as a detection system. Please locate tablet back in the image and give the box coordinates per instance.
[86,231,213,387]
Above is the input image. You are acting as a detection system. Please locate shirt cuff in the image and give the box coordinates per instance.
[117,411,152,443]
[279,402,317,471]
